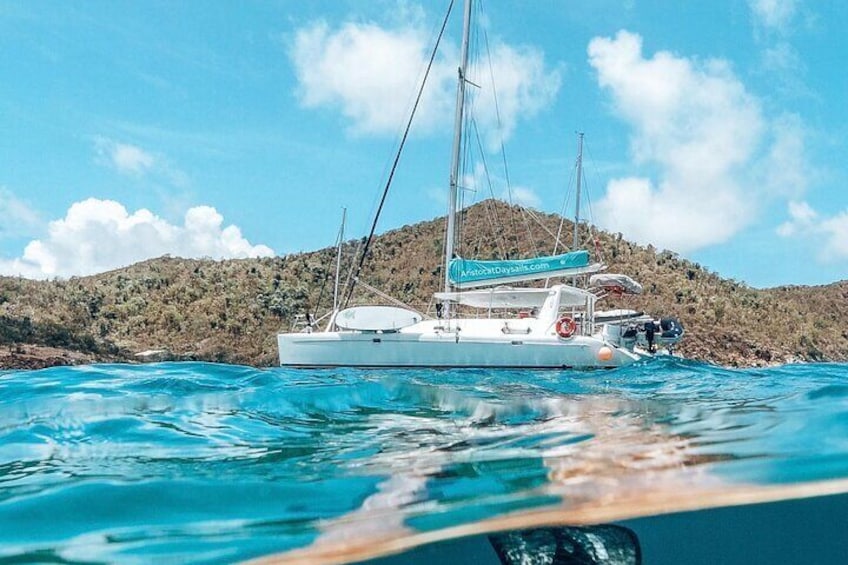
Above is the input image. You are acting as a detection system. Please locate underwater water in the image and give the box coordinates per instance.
[1,360,847,563]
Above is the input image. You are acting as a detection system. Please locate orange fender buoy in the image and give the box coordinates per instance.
[555,316,577,339]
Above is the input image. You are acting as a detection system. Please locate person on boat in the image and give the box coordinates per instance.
[644,320,657,353]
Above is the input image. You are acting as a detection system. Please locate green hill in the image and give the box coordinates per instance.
[1,200,845,369]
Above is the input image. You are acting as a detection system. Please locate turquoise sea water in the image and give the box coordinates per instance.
[1,360,848,563]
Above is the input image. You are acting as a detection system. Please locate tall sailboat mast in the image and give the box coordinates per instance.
[572,132,584,250]
[571,132,584,286]
[332,207,346,312]
[443,0,473,318]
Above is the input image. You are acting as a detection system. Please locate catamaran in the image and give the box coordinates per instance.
[277,0,683,369]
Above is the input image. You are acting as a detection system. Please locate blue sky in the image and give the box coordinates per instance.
[0,0,845,287]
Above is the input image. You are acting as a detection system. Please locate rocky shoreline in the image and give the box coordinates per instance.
[0,345,107,371]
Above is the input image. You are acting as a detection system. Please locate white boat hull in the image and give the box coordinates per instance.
[278,321,641,369]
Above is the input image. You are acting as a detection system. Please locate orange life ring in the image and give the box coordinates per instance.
[555,316,577,339]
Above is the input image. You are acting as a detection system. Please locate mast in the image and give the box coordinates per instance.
[572,132,584,250]
[332,207,346,312]
[571,132,584,288]
[443,0,473,319]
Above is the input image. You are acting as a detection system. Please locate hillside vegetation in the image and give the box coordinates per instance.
[0,200,845,368]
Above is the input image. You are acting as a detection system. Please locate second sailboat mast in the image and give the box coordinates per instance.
[443,0,473,317]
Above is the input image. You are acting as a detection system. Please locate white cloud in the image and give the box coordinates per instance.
[290,20,448,135]
[507,186,541,209]
[112,143,154,174]
[821,212,848,260]
[0,198,273,279]
[777,201,848,261]
[789,200,817,223]
[747,0,814,100]
[94,137,191,189]
[762,42,802,73]
[0,188,42,238]
[749,0,798,31]
[760,113,809,198]
[588,30,765,252]
[468,42,561,149]
[596,177,749,253]
[95,138,155,175]
[776,200,816,236]
[288,9,559,142]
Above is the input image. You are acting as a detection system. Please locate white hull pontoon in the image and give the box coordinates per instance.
[278,284,678,369]
[278,330,639,369]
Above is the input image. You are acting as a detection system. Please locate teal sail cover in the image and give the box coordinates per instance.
[449,250,591,288]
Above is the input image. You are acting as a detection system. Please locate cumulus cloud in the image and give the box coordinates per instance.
[95,138,155,175]
[588,30,766,252]
[597,178,750,253]
[290,20,448,135]
[777,201,848,261]
[0,198,273,279]
[288,8,559,141]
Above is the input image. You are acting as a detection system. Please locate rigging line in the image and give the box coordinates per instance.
[478,3,511,198]
[310,267,331,324]
[342,0,455,308]
[457,87,477,263]
[582,139,605,262]
[487,199,508,258]
[355,279,427,317]
[523,208,560,241]
[478,0,536,257]
[474,196,504,259]
[339,236,363,305]
[519,203,540,257]
[470,117,509,256]
[466,165,506,260]
[583,172,603,261]
[484,199,508,257]
[344,4,450,304]
[332,207,346,312]
[455,116,467,261]
[469,196,486,259]
[368,1,461,229]
[553,160,577,255]
[312,245,342,320]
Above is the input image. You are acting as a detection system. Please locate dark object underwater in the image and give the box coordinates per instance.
[489,525,641,565]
